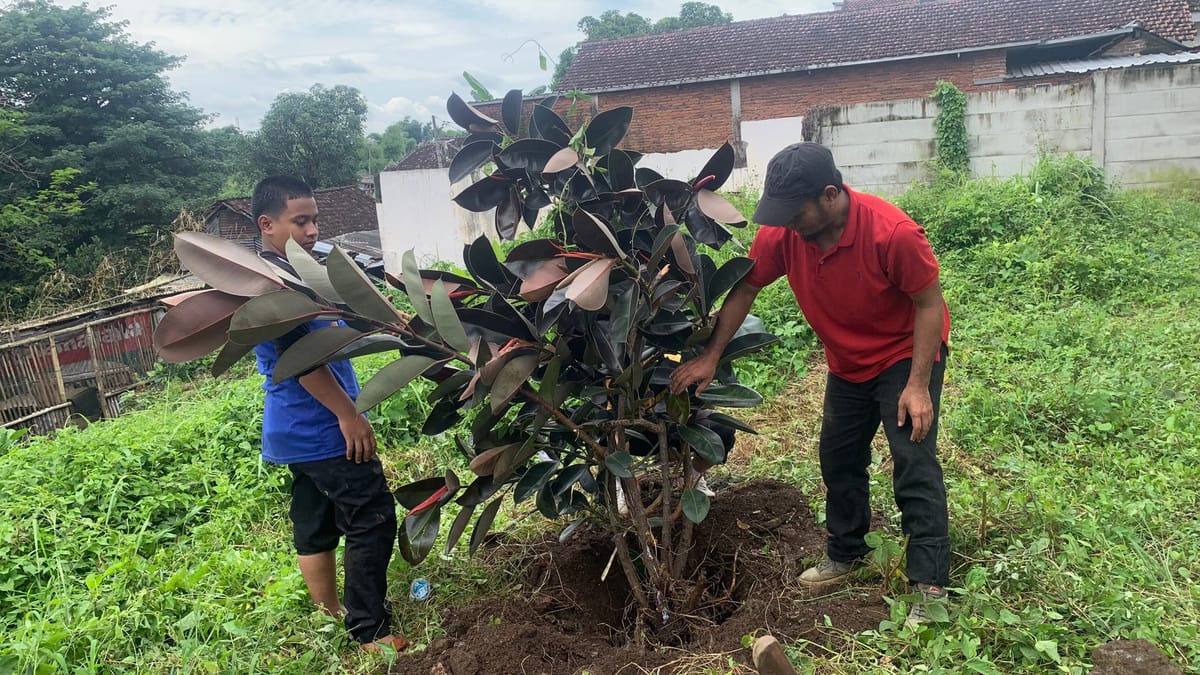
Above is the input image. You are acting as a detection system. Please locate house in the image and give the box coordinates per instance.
[502,0,1195,188]
[374,138,500,272]
[203,185,380,251]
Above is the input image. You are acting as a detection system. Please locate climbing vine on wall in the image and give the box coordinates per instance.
[931,80,968,175]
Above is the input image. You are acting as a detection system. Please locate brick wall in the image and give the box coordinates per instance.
[473,50,1088,155]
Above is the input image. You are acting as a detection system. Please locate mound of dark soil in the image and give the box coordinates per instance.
[388,479,887,674]
[1091,639,1183,675]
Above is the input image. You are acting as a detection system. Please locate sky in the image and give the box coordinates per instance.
[65,0,835,133]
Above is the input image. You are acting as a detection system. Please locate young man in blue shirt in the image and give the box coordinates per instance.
[251,176,405,651]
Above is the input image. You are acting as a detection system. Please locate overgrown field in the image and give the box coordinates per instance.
[1,158,1197,673]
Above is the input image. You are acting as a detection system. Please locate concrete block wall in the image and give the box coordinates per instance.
[1102,64,1200,188]
[814,63,1200,195]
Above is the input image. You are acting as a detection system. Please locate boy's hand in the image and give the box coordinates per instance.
[339,414,378,463]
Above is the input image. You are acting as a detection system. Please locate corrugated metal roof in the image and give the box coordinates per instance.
[1010,50,1200,77]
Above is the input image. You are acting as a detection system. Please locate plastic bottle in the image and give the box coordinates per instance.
[409,577,431,601]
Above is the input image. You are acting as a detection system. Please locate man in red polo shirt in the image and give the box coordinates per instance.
[671,142,951,627]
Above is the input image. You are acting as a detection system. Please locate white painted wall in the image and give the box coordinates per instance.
[636,115,808,195]
[813,63,1200,194]
[376,169,495,270]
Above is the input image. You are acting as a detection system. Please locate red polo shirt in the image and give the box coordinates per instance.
[743,186,950,383]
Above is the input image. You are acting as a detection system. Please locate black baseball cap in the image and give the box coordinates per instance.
[752,142,844,226]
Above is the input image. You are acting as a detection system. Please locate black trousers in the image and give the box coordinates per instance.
[819,347,950,587]
[290,456,397,643]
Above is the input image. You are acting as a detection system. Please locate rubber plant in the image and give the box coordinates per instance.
[152,90,777,640]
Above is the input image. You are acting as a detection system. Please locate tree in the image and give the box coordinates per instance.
[553,3,733,90]
[202,125,256,197]
[653,2,733,32]
[0,167,93,315]
[0,0,223,316]
[252,84,367,188]
[360,117,441,173]
[577,9,653,40]
[152,90,773,640]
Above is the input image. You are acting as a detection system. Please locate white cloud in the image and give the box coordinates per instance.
[56,0,837,131]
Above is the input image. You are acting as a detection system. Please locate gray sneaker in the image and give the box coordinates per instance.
[798,557,861,587]
[905,583,949,627]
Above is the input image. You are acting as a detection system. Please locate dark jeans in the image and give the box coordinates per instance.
[819,346,950,586]
[290,456,397,643]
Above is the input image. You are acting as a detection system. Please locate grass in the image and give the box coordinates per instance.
[2,157,1198,673]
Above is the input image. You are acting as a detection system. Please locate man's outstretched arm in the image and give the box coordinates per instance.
[669,281,763,395]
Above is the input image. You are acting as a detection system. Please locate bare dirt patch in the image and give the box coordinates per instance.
[387,479,887,675]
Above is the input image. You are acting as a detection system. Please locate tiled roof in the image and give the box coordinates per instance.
[206,185,378,237]
[559,0,1196,92]
[384,138,465,172]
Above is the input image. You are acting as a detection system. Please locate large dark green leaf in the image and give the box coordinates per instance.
[495,187,522,241]
[273,325,363,383]
[457,475,505,507]
[648,223,680,270]
[681,489,711,524]
[496,138,560,173]
[330,334,407,361]
[356,355,437,413]
[706,257,756,306]
[719,332,781,365]
[447,92,499,132]
[490,353,539,414]
[468,498,503,555]
[285,238,343,304]
[514,460,558,503]
[598,149,636,192]
[572,209,621,257]
[422,397,466,436]
[153,290,245,363]
[693,142,736,191]
[449,139,497,184]
[211,340,255,376]
[643,179,692,212]
[430,279,471,353]
[603,452,633,478]
[610,284,638,346]
[445,504,476,555]
[531,104,571,146]
[394,477,448,509]
[506,239,564,266]
[458,308,533,342]
[399,506,441,564]
[227,290,323,345]
[684,200,733,249]
[465,236,519,294]
[705,411,758,435]
[453,174,512,212]
[552,464,592,498]
[697,383,763,408]
[326,246,400,324]
[174,231,284,298]
[635,167,665,188]
[401,250,435,326]
[584,106,633,156]
[501,89,523,136]
[678,423,727,465]
[427,369,473,403]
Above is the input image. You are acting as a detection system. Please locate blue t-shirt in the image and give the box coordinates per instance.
[254,319,361,465]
